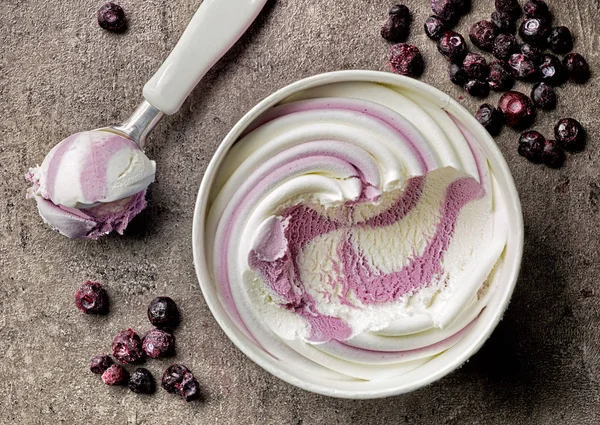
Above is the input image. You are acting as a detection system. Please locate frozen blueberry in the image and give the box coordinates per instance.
[389,44,425,77]
[75,281,109,315]
[475,104,504,136]
[142,328,175,359]
[563,53,590,84]
[112,329,145,364]
[519,18,550,47]
[523,0,551,21]
[547,26,573,54]
[162,364,201,402]
[437,31,467,63]
[495,0,522,20]
[97,2,127,33]
[128,368,156,394]
[493,34,519,61]
[430,0,460,23]
[448,63,469,86]
[465,80,490,98]
[539,54,566,86]
[179,373,201,402]
[148,297,180,329]
[508,53,538,81]
[90,354,113,375]
[531,82,556,110]
[463,53,489,80]
[520,43,542,64]
[518,131,545,163]
[498,91,536,129]
[424,15,446,40]
[555,118,586,152]
[381,4,412,42]
[162,364,190,394]
[469,20,499,52]
[491,10,517,34]
[542,139,565,168]
[488,60,515,91]
[102,364,129,386]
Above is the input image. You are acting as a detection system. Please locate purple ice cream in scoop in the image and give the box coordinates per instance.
[26,130,156,239]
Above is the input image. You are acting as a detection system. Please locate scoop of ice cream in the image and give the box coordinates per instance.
[26,130,156,239]
[30,130,155,208]
[206,81,509,381]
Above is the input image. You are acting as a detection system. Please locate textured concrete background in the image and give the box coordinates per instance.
[1,0,600,423]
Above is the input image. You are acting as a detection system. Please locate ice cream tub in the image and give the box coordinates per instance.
[192,70,524,398]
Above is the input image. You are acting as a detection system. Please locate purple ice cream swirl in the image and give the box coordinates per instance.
[206,82,507,382]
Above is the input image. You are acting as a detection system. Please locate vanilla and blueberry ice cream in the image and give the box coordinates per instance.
[26,130,155,239]
[205,81,508,381]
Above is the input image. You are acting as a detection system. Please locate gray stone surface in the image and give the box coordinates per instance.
[1,0,600,423]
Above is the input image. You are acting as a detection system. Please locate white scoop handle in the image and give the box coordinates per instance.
[143,0,268,115]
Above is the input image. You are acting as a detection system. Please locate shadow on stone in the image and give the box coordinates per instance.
[461,224,579,411]
[120,185,166,240]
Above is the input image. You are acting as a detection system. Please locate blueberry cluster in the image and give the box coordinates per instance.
[441,0,590,103]
[517,118,585,168]
[379,1,590,169]
[468,0,588,168]
[79,283,199,401]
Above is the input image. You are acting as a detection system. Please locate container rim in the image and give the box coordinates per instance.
[192,70,524,399]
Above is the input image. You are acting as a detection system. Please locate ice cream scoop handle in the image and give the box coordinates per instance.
[143,0,268,115]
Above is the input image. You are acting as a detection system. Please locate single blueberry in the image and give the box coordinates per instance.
[437,31,467,63]
[142,328,175,359]
[381,4,412,42]
[97,2,127,33]
[531,82,556,110]
[555,118,586,152]
[75,281,109,315]
[518,131,545,163]
[498,91,536,129]
[389,44,425,78]
[90,354,113,375]
[469,20,499,52]
[112,329,145,364]
[424,15,446,40]
[563,53,590,84]
[475,104,504,136]
[148,297,180,329]
[129,368,156,394]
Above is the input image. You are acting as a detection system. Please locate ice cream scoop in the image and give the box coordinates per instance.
[27,0,268,239]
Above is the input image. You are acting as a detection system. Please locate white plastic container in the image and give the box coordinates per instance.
[192,70,524,399]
